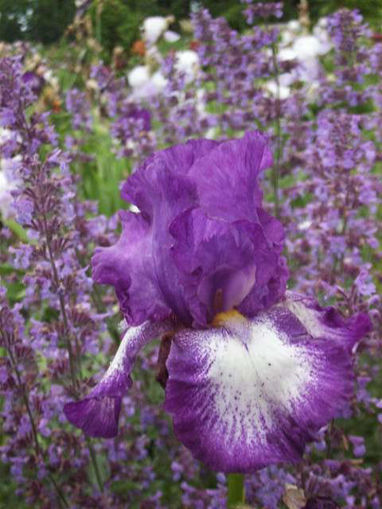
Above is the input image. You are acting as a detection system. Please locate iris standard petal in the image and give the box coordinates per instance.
[257,207,285,254]
[188,131,272,222]
[237,254,288,318]
[121,138,218,218]
[170,208,275,325]
[92,211,171,325]
[164,296,370,472]
[99,160,200,325]
[64,319,174,438]
[92,132,286,327]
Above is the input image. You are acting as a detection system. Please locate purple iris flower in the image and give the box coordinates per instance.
[64,132,371,472]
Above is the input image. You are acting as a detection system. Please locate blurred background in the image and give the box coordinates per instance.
[0,0,381,52]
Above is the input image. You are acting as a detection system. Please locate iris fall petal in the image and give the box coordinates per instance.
[64,319,173,438]
[164,293,371,472]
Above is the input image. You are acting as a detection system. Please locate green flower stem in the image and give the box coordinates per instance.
[227,473,245,507]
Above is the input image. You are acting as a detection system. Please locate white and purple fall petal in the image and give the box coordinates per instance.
[64,319,173,438]
[164,292,371,472]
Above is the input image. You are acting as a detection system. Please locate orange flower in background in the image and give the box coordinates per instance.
[52,99,62,113]
[189,40,200,51]
[132,40,146,57]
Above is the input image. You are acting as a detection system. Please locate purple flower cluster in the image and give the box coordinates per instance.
[241,1,283,25]
[89,64,155,160]
[0,56,109,505]
[0,3,381,507]
[65,88,93,131]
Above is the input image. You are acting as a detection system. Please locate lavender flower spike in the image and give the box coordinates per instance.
[66,132,371,472]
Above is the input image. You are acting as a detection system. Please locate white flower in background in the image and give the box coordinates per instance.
[281,19,302,46]
[150,71,167,90]
[0,158,19,219]
[128,48,199,100]
[174,50,199,82]
[263,47,297,98]
[290,28,332,83]
[0,169,12,218]
[298,219,313,232]
[141,16,175,46]
[129,16,199,101]
[128,65,167,99]
[265,17,332,99]
[281,17,331,56]
[264,81,292,99]
[128,65,151,89]
[0,170,11,217]
[163,30,180,43]
[0,128,12,144]
[291,35,322,81]
[0,128,21,219]
[293,33,328,59]
[313,17,332,54]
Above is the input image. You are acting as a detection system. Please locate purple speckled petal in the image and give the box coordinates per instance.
[164,296,370,472]
[64,319,173,438]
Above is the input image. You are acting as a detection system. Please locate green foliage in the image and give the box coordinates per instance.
[91,0,141,56]
[53,110,129,216]
[308,0,382,29]
[1,0,381,52]
[0,0,29,42]
[0,0,76,44]
[0,464,27,508]
[28,0,76,44]
[91,0,187,60]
